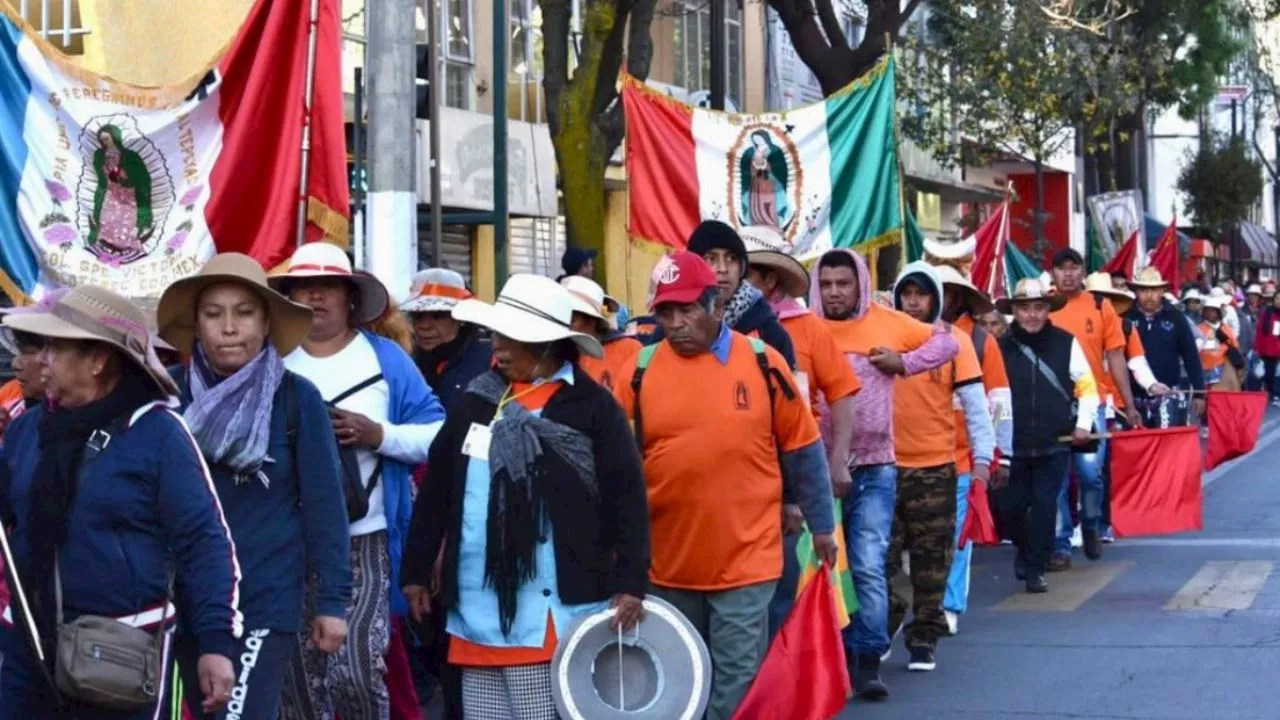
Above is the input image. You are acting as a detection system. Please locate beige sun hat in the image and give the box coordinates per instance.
[931,264,995,315]
[1128,267,1171,289]
[1084,271,1135,301]
[453,274,603,358]
[995,278,1067,314]
[268,242,390,325]
[157,253,314,356]
[3,285,178,396]
[747,250,809,299]
[560,275,619,321]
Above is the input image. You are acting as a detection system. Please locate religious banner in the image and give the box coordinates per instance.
[0,0,349,308]
[621,55,902,260]
[1087,190,1146,269]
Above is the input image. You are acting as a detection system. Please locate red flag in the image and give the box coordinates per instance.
[1205,391,1268,470]
[1102,230,1139,278]
[959,479,1000,547]
[969,200,1010,298]
[1148,217,1181,295]
[1109,427,1202,537]
[731,565,849,720]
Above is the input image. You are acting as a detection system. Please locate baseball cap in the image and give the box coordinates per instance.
[1051,247,1085,268]
[650,251,719,310]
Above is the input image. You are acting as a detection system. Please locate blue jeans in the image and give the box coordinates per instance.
[944,472,972,614]
[767,530,801,640]
[841,463,897,657]
[1056,409,1106,553]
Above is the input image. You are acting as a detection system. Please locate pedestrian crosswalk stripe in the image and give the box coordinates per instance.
[1165,561,1273,611]
[993,561,1134,612]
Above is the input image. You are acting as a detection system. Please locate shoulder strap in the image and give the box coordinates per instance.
[330,373,385,406]
[971,322,988,367]
[1011,339,1071,404]
[283,372,299,444]
[630,345,659,449]
[1095,293,1105,312]
[1122,317,1133,340]
[748,336,796,405]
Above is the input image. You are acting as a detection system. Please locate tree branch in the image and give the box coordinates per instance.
[815,0,848,53]
[590,0,631,117]
[897,0,926,36]
[541,0,572,137]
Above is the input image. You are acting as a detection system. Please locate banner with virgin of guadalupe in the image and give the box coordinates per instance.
[621,55,902,260]
[0,0,349,308]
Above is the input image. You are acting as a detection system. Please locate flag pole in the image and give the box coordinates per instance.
[294,0,323,247]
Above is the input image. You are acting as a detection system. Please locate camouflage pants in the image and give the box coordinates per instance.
[887,464,958,650]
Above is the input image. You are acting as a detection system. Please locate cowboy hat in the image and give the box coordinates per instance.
[923,236,976,261]
[1084,272,1135,301]
[995,278,1067,314]
[3,285,178,396]
[932,264,995,315]
[747,250,809,299]
[268,242,390,325]
[1246,283,1262,295]
[1181,288,1204,303]
[1128,267,1171,289]
[158,253,314,356]
[1202,294,1230,311]
[551,596,711,720]
[453,274,603,358]
[561,275,619,322]
[400,268,473,314]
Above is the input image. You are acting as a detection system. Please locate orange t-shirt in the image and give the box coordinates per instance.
[1098,324,1145,407]
[0,379,24,430]
[447,379,564,667]
[952,315,1009,475]
[613,332,819,590]
[893,324,983,469]
[1051,293,1127,407]
[822,303,937,355]
[1199,323,1238,372]
[577,335,642,393]
[779,312,861,420]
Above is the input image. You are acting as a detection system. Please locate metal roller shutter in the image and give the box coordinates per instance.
[509,217,566,278]
[439,226,473,287]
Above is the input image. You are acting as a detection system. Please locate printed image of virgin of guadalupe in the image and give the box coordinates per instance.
[87,124,153,254]
[739,130,792,231]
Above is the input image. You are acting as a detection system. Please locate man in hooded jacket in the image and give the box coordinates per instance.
[811,249,958,699]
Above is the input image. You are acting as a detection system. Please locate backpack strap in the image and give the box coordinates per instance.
[971,321,988,368]
[748,336,795,405]
[630,345,659,449]
[283,372,299,445]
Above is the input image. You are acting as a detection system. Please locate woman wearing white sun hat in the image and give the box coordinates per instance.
[561,275,641,392]
[270,241,447,720]
[401,268,493,411]
[402,273,650,720]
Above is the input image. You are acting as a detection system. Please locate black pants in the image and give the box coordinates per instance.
[1265,358,1280,400]
[177,628,297,720]
[1001,454,1070,575]
[406,609,461,719]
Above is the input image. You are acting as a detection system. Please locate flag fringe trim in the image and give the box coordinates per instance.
[618,73,695,118]
[0,267,30,307]
[0,2,237,110]
[307,196,351,247]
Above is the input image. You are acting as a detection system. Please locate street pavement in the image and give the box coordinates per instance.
[840,410,1280,720]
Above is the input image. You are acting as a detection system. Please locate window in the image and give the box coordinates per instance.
[16,0,90,53]
[510,0,543,79]
[673,0,744,109]
[418,0,474,110]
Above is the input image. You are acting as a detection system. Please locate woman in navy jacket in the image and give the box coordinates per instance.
[0,285,241,719]
[157,254,351,720]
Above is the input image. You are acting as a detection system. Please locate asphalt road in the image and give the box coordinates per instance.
[839,411,1280,720]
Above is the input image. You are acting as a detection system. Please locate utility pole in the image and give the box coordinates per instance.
[365,0,418,299]
[427,0,442,267]
[709,0,725,110]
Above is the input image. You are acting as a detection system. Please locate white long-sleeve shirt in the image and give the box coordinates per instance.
[1069,338,1101,432]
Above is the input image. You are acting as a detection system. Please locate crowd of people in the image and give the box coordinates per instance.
[0,225,1267,720]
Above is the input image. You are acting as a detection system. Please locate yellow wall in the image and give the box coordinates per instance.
[79,0,254,85]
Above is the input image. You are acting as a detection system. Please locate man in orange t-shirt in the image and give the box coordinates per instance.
[562,275,641,392]
[614,251,837,720]
[1050,248,1134,565]
[746,250,860,637]
[887,262,992,670]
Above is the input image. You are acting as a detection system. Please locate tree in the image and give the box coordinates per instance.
[1177,135,1265,234]
[540,0,657,257]
[899,0,1125,255]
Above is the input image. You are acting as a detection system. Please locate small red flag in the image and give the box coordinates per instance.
[1148,216,1182,295]
[731,565,850,720]
[959,479,1000,547]
[1205,391,1269,470]
[1109,427,1203,537]
[1102,229,1140,278]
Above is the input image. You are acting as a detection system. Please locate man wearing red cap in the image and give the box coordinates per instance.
[614,251,837,720]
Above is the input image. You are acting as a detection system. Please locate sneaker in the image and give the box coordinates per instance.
[1048,552,1072,572]
[944,610,959,636]
[1025,574,1049,593]
[1100,527,1116,544]
[1083,528,1102,560]
[907,645,937,671]
[1070,526,1083,548]
[853,654,889,700]
[880,616,904,662]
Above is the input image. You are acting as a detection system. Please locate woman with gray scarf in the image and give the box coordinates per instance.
[402,274,650,719]
[157,253,351,720]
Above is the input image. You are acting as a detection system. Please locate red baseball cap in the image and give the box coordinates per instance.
[650,251,719,310]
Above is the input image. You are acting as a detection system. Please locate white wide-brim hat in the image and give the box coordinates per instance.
[400,268,473,314]
[453,273,603,358]
[561,275,618,322]
[268,242,390,325]
[551,596,711,720]
[932,263,995,315]
[924,236,976,261]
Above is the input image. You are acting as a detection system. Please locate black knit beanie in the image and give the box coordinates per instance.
[687,220,747,269]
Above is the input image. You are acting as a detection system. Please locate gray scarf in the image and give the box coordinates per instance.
[724,281,764,329]
[185,343,286,487]
[465,370,597,634]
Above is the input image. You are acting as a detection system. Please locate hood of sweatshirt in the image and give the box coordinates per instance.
[892,261,944,325]
[809,248,872,322]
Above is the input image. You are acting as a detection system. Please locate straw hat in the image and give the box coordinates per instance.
[453,274,603,358]
[932,264,995,315]
[1202,295,1230,311]
[399,268,473,314]
[1181,288,1203,303]
[2,285,177,396]
[157,253,314,356]
[1084,272,1135,301]
[1128,267,1171,289]
[268,242,389,325]
[995,278,1067,314]
[1246,284,1262,296]
[923,236,976,261]
[747,250,809,298]
[560,276,619,322]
